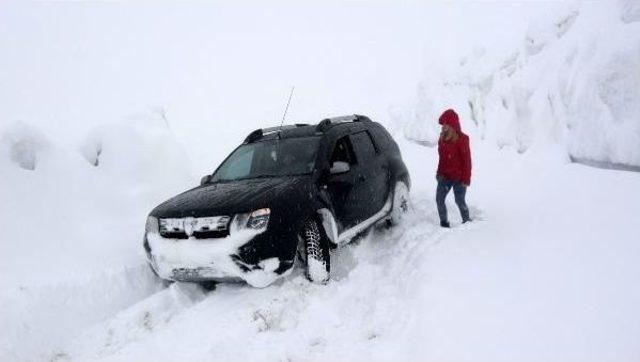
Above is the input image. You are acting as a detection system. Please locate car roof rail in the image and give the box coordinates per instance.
[316,114,371,132]
[244,124,310,143]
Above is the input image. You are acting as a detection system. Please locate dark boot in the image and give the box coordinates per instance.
[440,220,450,228]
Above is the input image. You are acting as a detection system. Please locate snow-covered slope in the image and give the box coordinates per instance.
[4,140,638,362]
[402,1,640,168]
[0,117,193,361]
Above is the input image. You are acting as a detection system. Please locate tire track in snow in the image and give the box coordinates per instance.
[1,264,164,362]
[62,282,209,360]
[58,194,474,361]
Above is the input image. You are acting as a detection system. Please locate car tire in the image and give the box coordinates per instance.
[389,181,410,226]
[301,218,330,284]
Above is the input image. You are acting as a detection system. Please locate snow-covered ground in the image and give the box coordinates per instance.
[2,138,639,361]
[2,1,639,361]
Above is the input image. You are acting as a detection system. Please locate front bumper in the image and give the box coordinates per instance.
[144,229,293,288]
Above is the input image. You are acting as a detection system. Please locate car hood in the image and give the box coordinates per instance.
[150,176,314,218]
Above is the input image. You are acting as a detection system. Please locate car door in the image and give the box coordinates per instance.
[325,135,361,230]
[349,131,389,220]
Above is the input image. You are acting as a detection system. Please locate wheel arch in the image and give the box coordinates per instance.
[316,208,339,246]
[387,156,411,191]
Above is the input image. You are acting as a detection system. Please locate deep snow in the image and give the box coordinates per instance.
[400,1,640,168]
[2,138,639,362]
[1,1,640,361]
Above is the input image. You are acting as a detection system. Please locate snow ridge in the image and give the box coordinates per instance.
[403,1,640,168]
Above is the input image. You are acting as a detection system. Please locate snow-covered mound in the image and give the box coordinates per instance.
[0,116,194,361]
[403,1,640,168]
[0,122,51,171]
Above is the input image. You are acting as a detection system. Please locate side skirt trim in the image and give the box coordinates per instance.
[317,194,392,246]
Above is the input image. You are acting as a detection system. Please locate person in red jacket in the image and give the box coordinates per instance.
[436,109,472,227]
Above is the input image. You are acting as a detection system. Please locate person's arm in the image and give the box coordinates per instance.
[436,142,443,180]
[460,136,472,186]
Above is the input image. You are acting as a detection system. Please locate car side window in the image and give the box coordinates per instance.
[350,131,377,162]
[330,136,357,165]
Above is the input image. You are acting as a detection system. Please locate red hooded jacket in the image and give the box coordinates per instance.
[437,109,472,185]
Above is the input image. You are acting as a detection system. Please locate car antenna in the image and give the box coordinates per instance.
[278,86,295,139]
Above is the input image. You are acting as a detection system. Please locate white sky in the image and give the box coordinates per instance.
[0,1,560,145]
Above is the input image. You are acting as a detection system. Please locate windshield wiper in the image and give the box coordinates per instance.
[215,173,311,182]
[225,174,279,182]
[245,174,281,179]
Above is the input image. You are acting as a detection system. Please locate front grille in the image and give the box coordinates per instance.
[159,215,231,239]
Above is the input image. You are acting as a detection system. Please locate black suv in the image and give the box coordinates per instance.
[143,115,410,287]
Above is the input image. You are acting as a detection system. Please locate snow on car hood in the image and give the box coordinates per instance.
[150,175,313,218]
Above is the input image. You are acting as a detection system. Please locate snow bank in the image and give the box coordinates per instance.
[0,122,51,171]
[620,0,640,23]
[0,115,195,361]
[78,112,194,188]
[0,266,163,361]
[403,1,640,167]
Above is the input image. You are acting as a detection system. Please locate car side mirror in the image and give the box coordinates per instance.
[200,175,212,185]
[330,161,350,175]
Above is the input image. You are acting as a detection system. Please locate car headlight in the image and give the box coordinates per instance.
[159,218,184,234]
[246,208,270,230]
[145,216,159,233]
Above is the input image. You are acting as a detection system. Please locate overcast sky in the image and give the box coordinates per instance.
[0,1,556,147]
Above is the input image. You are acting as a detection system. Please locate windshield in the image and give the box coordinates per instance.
[211,137,320,182]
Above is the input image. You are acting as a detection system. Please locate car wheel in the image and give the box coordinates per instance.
[301,218,330,284]
[389,181,410,226]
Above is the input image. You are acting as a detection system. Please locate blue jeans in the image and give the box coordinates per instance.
[436,177,470,224]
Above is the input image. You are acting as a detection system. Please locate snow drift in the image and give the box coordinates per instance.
[402,1,640,168]
[0,115,193,361]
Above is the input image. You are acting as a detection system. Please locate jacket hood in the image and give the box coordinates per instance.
[150,176,313,218]
[438,109,462,134]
